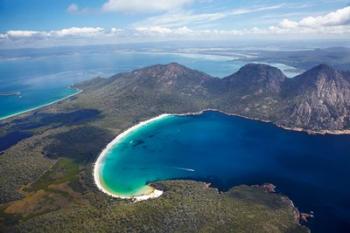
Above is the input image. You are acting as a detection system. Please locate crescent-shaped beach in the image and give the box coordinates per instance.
[93,114,170,201]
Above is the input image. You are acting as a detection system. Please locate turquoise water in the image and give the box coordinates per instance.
[99,111,350,233]
[0,50,300,120]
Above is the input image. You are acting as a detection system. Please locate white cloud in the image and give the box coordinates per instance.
[110,27,123,33]
[0,27,122,48]
[3,30,50,40]
[131,5,350,38]
[135,26,192,36]
[7,30,43,38]
[102,0,193,13]
[136,26,172,34]
[135,5,284,28]
[52,27,104,37]
[174,26,193,34]
[279,6,350,29]
[279,19,298,29]
[66,3,95,14]
[0,27,105,40]
[1,6,350,48]
[67,3,79,13]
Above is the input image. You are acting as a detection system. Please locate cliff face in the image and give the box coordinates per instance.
[278,64,350,130]
[77,62,350,133]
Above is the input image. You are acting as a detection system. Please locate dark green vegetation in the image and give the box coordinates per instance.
[43,126,114,163]
[8,182,308,233]
[3,62,346,232]
[25,159,80,193]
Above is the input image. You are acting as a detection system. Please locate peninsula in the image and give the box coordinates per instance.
[2,62,349,233]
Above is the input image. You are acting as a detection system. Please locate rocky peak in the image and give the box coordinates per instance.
[280,64,350,130]
[296,64,339,81]
[286,64,348,96]
[131,63,211,81]
[225,63,287,94]
[122,64,215,96]
[234,63,286,78]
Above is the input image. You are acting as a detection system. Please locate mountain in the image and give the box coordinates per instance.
[76,62,350,133]
[224,63,287,95]
[278,64,350,131]
[74,63,216,127]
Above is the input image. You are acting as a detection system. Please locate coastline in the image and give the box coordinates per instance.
[175,108,350,136]
[0,88,82,122]
[94,108,350,201]
[275,124,350,136]
[93,114,170,202]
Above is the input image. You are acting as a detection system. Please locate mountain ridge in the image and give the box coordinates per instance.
[75,62,350,134]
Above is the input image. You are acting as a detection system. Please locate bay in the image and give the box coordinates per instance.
[99,111,350,233]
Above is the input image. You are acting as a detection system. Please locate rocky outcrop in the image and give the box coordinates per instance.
[278,64,350,131]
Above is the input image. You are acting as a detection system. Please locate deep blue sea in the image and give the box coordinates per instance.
[0,50,300,119]
[100,111,350,233]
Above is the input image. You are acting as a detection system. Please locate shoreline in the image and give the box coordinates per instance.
[275,124,350,136]
[176,108,350,136]
[94,108,350,201]
[0,88,82,122]
[93,114,171,202]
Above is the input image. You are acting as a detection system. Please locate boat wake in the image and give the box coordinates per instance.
[174,167,196,172]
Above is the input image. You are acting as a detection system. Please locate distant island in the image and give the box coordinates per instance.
[2,62,350,232]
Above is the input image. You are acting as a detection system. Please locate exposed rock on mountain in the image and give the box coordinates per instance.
[278,64,350,131]
[75,62,350,133]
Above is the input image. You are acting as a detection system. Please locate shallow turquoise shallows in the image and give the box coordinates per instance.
[98,111,350,233]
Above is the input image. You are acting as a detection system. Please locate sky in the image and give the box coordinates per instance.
[1,0,350,48]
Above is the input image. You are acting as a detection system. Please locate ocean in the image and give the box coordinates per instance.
[98,111,350,233]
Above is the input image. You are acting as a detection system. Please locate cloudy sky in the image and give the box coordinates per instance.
[1,0,350,48]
